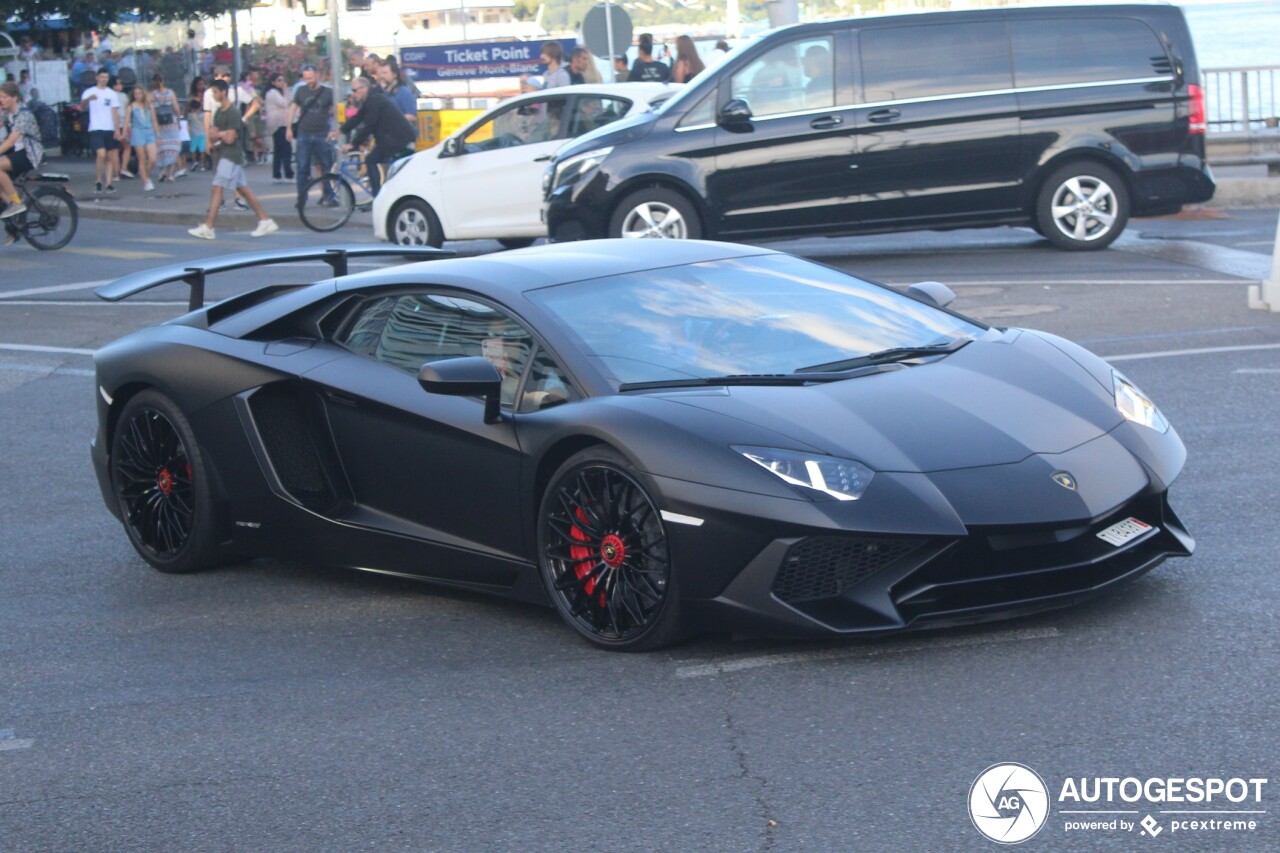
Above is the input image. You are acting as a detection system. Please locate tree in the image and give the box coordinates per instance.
[0,0,255,32]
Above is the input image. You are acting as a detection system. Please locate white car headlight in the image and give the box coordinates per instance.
[549,146,613,192]
[385,155,412,183]
[734,446,874,502]
[1113,370,1169,432]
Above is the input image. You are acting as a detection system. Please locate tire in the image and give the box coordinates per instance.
[538,447,686,651]
[298,174,355,232]
[110,390,220,574]
[1035,162,1129,251]
[388,198,443,248]
[608,188,702,240]
[23,187,78,251]
[497,237,536,250]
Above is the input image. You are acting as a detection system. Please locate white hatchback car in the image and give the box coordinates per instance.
[373,82,679,248]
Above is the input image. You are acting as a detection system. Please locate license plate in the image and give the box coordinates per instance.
[1097,517,1154,547]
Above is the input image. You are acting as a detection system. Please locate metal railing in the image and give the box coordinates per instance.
[1202,66,1280,135]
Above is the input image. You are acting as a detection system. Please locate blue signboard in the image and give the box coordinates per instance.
[401,39,576,82]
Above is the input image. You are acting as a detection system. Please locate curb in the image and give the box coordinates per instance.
[1204,177,1280,209]
[73,199,374,233]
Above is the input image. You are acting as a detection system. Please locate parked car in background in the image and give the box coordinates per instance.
[375,82,680,249]
[544,4,1215,250]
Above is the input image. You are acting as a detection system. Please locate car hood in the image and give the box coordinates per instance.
[655,330,1124,474]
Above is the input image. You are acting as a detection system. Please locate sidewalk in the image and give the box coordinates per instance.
[44,153,374,234]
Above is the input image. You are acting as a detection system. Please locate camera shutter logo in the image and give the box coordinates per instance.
[969,763,1050,844]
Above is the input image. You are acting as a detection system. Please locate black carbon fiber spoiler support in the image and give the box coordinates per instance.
[95,245,453,312]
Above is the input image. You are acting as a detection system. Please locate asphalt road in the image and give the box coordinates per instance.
[1,214,1277,852]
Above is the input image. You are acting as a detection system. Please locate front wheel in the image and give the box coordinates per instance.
[388,198,443,247]
[1036,162,1129,251]
[110,390,220,574]
[608,188,702,240]
[298,174,355,232]
[538,448,685,651]
[24,187,78,250]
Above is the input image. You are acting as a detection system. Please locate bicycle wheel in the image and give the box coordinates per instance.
[298,174,354,232]
[23,187,78,251]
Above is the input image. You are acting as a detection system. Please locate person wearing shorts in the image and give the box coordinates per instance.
[81,68,122,193]
[0,81,43,223]
[188,79,277,240]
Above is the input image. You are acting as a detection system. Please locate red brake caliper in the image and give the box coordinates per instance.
[569,507,596,594]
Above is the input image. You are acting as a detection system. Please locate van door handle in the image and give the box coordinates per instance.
[867,109,901,124]
[809,115,843,129]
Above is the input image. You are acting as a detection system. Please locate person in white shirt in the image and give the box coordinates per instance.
[81,69,123,193]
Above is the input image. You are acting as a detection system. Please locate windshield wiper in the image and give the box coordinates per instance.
[619,364,900,392]
[796,337,972,374]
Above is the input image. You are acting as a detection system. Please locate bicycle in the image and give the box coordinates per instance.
[3,172,79,251]
[298,144,375,233]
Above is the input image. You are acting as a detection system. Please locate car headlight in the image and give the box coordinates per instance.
[548,146,613,193]
[733,446,874,501]
[1113,370,1169,432]
[385,155,412,183]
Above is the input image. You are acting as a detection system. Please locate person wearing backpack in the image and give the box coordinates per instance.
[0,81,44,221]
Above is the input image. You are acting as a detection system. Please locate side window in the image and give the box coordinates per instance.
[518,349,575,413]
[730,36,834,117]
[860,23,1012,103]
[1011,19,1171,88]
[567,96,630,136]
[337,294,534,409]
[462,96,569,152]
[677,89,716,129]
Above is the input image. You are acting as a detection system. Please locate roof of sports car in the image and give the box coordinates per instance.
[336,239,781,295]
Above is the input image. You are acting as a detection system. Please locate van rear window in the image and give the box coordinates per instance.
[860,22,1012,103]
[1011,19,1171,88]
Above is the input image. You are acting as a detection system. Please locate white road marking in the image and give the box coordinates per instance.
[0,300,186,307]
[1234,368,1280,374]
[884,279,1248,286]
[0,279,112,299]
[0,361,94,377]
[674,626,1060,678]
[1106,343,1280,362]
[0,729,34,751]
[0,343,95,355]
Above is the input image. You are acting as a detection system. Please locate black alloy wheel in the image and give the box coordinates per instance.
[538,448,684,650]
[110,390,218,573]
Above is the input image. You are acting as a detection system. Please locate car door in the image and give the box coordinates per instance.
[305,292,537,563]
[707,31,861,238]
[436,94,576,240]
[849,21,1023,225]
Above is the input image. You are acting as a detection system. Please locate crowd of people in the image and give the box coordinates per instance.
[2,27,732,240]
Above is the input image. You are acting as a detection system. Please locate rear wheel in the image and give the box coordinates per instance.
[298,174,355,232]
[110,390,219,574]
[1036,162,1129,251]
[609,188,701,240]
[538,448,685,651]
[389,198,443,247]
[23,187,78,250]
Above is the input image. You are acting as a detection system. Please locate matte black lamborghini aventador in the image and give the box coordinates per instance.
[91,240,1193,650]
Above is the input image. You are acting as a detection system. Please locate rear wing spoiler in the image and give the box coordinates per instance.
[95,245,453,312]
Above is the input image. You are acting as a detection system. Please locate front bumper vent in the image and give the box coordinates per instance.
[773,537,922,604]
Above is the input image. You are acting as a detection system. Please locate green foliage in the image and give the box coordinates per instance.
[0,0,255,32]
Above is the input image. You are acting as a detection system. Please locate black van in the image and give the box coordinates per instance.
[543,4,1214,250]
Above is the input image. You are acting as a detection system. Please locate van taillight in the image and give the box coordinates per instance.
[1188,83,1206,134]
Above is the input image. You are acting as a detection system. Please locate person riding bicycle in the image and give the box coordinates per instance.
[338,77,413,198]
[0,81,44,223]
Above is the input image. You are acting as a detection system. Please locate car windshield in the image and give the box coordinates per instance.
[528,254,984,387]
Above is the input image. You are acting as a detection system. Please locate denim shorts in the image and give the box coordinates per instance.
[131,126,156,147]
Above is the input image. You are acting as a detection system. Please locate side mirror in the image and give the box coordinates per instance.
[718,98,753,127]
[906,281,957,309]
[442,137,461,157]
[418,356,503,423]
